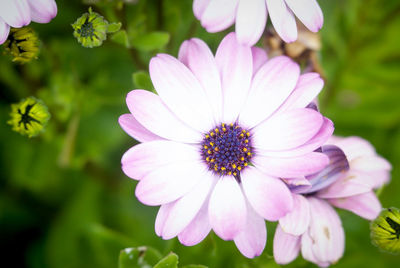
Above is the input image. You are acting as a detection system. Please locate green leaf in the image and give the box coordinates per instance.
[131,32,170,51]
[119,247,162,268]
[154,252,179,268]
[132,71,155,92]
[107,22,122,33]
[111,30,130,48]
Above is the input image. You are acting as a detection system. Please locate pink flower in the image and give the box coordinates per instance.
[274,137,391,266]
[0,0,57,44]
[119,33,332,258]
[193,0,323,45]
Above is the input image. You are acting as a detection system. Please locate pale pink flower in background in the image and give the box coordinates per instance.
[193,0,323,45]
[274,137,391,266]
[119,32,333,258]
[0,0,57,44]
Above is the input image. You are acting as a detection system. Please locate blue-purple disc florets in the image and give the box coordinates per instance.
[201,123,252,177]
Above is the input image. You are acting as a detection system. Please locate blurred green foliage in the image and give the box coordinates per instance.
[0,0,399,267]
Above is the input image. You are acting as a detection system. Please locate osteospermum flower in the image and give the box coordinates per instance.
[8,96,51,137]
[0,0,57,45]
[371,207,400,254]
[274,136,391,266]
[193,0,323,45]
[119,32,333,258]
[3,27,39,63]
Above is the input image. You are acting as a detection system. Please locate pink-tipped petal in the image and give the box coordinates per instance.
[253,152,329,178]
[155,203,174,236]
[285,0,323,32]
[235,0,267,46]
[28,0,57,23]
[241,167,293,221]
[239,56,300,128]
[234,201,267,258]
[252,108,323,151]
[121,140,200,180]
[178,198,212,246]
[215,32,253,123]
[135,161,206,206]
[193,0,211,19]
[126,90,202,143]
[0,18,10,44]
[277,72,324,114]
[251,47,268,74]
[178,38,223,123]
[0,0,31,27]
[257,117,333,158]
[279,194,310,235]
[118,114,162,142]
[304,197,345,264]
[200,0,239,32]
[317,170,373,199]
[273,225,301,264]
[328,136,376,161]
[209,176,247,240]
[159,172,216,239]
[301,231,331,267]
[350,155,392,172]
[149,54,214,132]
[328,192,382,220]
[265,0,297,42]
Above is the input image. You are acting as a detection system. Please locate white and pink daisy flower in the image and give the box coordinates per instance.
[119,32,333,258]
[0,0,57,44]
[193,0,323,45]
[274,137,391,266]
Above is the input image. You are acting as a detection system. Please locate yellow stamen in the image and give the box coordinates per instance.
[243,148,248,152]
[232,164,236,169]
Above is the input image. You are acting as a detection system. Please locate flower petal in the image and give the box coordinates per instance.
[178,38,223,123]
[126,90,202,143]
[0,18,10,45]
[239,56,300,128]
[283,177,312,194]
[253,152,329,178]
[285,0,323,32]
[178,198,212,246]
[328,192,381,220]
[155,203,174,236]
[279,194,310,235]
[121,140,200,180]
[234,201,267,258]
[241,167,293,221]
[235,0,267,46]
[301,231,330,267]
[193,0,211,19]
[251,47,268,74]
[159,171,216,239]
[304,197,345,264]
[252,108,323,151]
[277,72,324,114]
[351,155,392,173]
[118,114,162,142]
[273,224,301,264]
[0,0,30,27]
[265,0,297,42]
[209,176,247,240]
[28,0,57,23]
[328,136,375,161]
[149,54,214,132]
[135,161,206,206]
[215,32,253,123]
[200,0,239,32]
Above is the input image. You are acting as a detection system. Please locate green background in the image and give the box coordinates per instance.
[0,0,399,267]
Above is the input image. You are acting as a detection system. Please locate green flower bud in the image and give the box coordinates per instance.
[371,207,400,254]
[8,97,50,138]
[72,7,109,48]
[3,27,39,64]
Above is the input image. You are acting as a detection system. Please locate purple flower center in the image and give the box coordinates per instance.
[201,123,252,177]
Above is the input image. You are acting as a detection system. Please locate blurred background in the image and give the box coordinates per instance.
[0,0,399,267]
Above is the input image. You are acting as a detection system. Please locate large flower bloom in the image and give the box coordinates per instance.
[119,33,333,258]
[274,136,391,266]
[193,0,323,45]
[0,0,57,44]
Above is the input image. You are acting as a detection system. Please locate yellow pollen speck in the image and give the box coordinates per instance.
[246,132,250,137]
[206,157,210,162]
[204,145,208,149]
[222,127,226,132]
[240,133,244,138]
[232,164,236,169]
[214,167,218,171]
[228,171,232,175]
[237,166,242,171]
[207,150,212,154]
[230,123,233,127]
[221,167,226,171]
[245,139,249,143]
[210,132,214,136]
[222,123,225,127]
[210,158,215,163]
[215,128,219,133]
[242,130,246,133]
[205,134,210,139]
[244,163,248,166]
[243,148,247,152]
[210,142,214,147]
[214,147,219,151]
[241,157,244,161]
[233,172,237,176]
[247,152,251,156]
